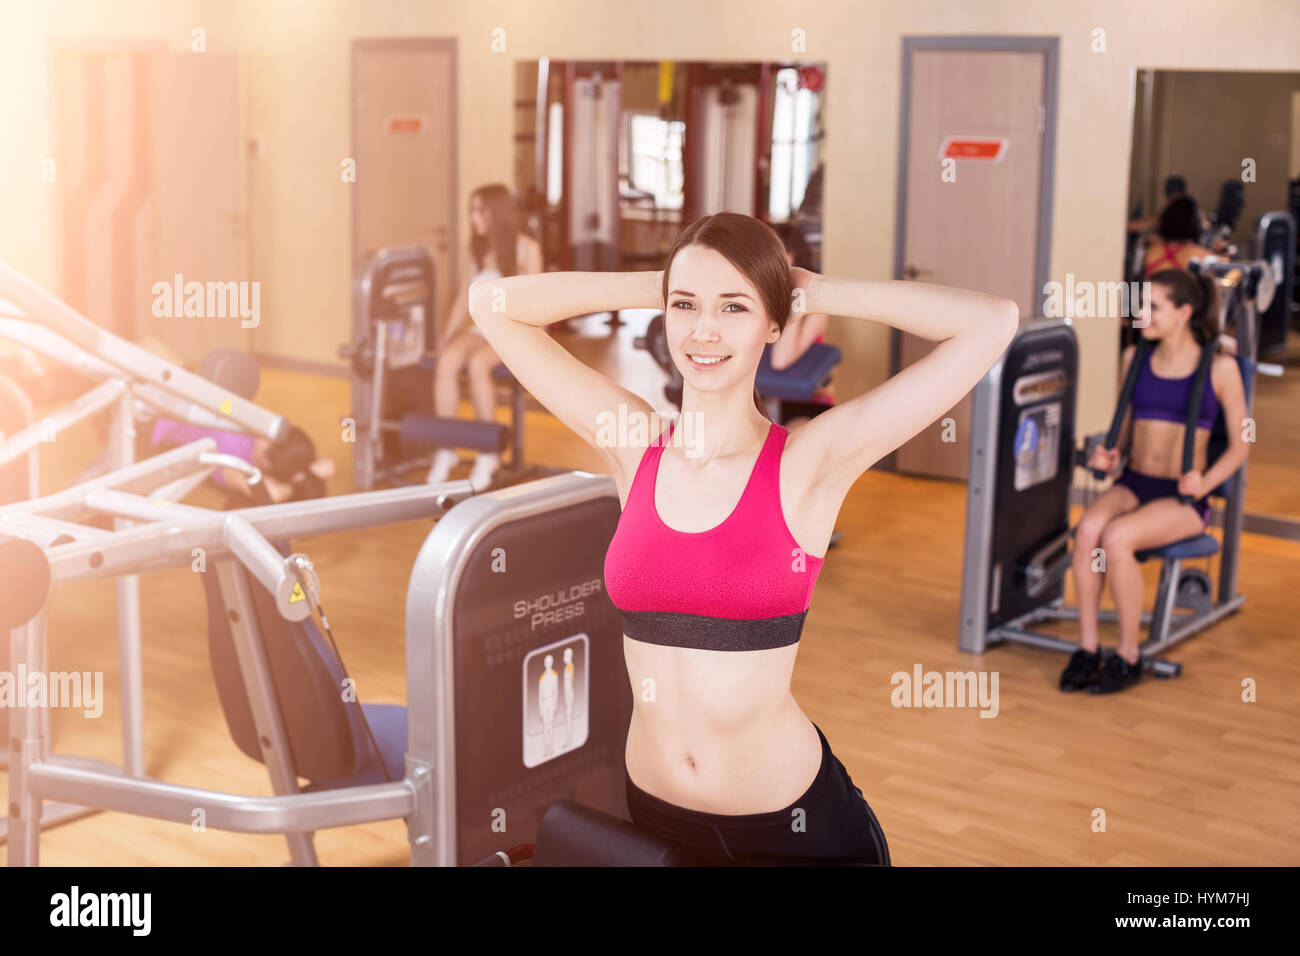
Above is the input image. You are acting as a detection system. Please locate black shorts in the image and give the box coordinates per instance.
[1114,468,1211,528]
[625,722,890,867]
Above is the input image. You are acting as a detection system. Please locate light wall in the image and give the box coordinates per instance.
[3,0,1299,435]
[1150,70,1300,246]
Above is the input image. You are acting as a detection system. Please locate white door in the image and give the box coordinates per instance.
[354,40,457,336]
[895,47,1049,480]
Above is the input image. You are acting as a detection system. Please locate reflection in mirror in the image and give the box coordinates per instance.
[512,59,827,413]
[1125,69,1300,529]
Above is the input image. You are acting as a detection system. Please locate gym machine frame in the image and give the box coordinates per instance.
[0,261,286,839]
[341,245,544,491]
[960,258,1272,677]
[6,453,643,865]
[2,435,482,865]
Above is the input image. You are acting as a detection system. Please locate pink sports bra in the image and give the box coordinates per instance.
[603,421,825,651]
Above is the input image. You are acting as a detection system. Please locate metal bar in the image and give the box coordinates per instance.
[0,439,215,521]
[1139,595,1245,657]
[0,260,287,442]
[214,559,319,864]
[45,480,475,584]
[223,514,315,621]
[363,319,389,491]
[0,802,100,845]
[0,378,128,470]
[1146,558,1181,647]
[958,350,1005,654]
[1050,606,1154,625]
[148,468,217,504]
[132,383,263,434]
[6,617,46,864]
[83,488,206,523]
[0,514,113,547]
[112,391,144,779]
[25,760,415,834]
[0,316,123,380]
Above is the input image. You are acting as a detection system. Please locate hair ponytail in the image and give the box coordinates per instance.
[1148,268,1220,347]
[1190,271,1220,346]
[753,386,771,421]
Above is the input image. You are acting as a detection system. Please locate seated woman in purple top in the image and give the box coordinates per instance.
[1063,269,1250,695]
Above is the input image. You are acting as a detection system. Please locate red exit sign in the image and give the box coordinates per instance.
[386,114,428,134]
[938,136,1009,162]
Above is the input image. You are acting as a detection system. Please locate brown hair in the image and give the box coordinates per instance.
[660,213,792,418]
[1148,268,1220,347]
[469,183,520,277]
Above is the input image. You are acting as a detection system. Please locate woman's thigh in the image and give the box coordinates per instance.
[1100,498,1206,555]
[1076,483,1138,548]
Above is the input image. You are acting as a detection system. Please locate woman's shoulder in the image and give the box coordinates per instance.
[1210,349,1241,383]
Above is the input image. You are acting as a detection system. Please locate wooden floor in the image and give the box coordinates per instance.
[5,312,1299,866]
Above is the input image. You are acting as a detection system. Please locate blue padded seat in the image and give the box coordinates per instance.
[1135,535,1219,563]
[756,342,841,400]
[202,544,408,792]
[303,703,408,792]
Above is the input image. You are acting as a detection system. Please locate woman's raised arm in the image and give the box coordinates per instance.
[469,271,663,479]
[789,273,1019,501]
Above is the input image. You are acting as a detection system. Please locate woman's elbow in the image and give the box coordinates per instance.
[985,299,1019,346]
[995,299,1020,333]
[468,280,504,323]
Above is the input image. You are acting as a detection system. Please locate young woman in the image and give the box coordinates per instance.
[426,183,542,488]
[1062,269,1249,695]
[469,212,1018,866]
[1141,197,1214,277]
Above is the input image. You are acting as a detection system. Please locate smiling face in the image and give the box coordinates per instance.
[1139,281,1190,340]
[664,244,781,392]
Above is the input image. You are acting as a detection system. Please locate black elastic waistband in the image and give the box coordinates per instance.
[618,608,808,651]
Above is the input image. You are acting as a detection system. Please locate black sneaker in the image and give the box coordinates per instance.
[1088,653,1142,694]
[1059,648,1102,691]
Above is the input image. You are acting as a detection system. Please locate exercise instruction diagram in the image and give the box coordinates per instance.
[521,633,590,768]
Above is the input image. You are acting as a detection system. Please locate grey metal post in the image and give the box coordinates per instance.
[7,616,45,865]
[213,558,320,866]
[958,350,1005,654]
[359,320,389,491]
[112,390,145,778]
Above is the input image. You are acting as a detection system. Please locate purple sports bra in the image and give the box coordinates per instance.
[1132,347,1220,431]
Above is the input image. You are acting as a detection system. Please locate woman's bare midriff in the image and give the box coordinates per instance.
[622,635,824,815]
[1129,419,1212,479]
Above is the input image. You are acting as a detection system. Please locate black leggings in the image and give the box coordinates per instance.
[625,722,891,866]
